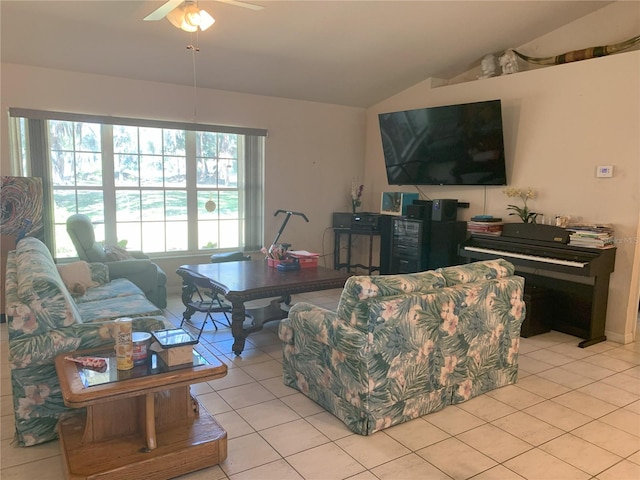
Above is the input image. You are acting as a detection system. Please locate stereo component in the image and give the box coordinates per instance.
[432,199,458,222]
[351,213,380,232]
[332,212,381,232]
[406,200,433,223]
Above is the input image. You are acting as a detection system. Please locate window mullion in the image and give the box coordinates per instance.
[185,130,198,252]
[102,125,117,244]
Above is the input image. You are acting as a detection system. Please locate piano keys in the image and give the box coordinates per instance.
[459,233,616,348]
[462,245,588,269]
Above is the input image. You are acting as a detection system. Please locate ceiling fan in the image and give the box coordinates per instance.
[144,0,263,32]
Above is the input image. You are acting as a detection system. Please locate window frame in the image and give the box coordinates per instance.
[9,108,266,259]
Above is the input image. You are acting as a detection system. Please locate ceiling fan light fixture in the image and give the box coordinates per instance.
[198,10,216,31]
[167,5,187,29]
[166,2,215,32]
[184,4,201,26]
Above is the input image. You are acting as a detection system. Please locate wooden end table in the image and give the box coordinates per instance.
[55,346,227,480]
[177,261,351,355]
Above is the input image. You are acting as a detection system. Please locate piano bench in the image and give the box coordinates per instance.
[521,285,552,338]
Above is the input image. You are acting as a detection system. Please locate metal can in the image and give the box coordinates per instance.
[114,317,133,370]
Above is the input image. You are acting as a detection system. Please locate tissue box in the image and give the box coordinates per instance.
[157,345,194,366]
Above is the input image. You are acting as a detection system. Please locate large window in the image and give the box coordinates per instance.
[10,109,266,258]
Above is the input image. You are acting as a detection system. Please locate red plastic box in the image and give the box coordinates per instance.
[289,253,318,268]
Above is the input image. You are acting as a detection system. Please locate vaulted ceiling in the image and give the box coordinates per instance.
[1,1,612,107]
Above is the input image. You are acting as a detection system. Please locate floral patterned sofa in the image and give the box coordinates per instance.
[278,259,525,435]
[5,237,170,446]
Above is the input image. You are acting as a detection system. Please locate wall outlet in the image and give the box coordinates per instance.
[596,165,613,178]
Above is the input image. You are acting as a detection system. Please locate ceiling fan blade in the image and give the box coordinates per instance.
[144,0,185,21]
[216,0,264,11]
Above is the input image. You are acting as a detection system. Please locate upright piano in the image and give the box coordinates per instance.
[459,224,616,347]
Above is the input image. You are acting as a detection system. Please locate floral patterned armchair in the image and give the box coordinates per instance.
[278,259,525,435]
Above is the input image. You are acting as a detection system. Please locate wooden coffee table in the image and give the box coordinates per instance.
[177,261,351,355]
[55,346,227,480]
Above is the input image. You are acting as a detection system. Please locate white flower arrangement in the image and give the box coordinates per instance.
[503,187,539,223]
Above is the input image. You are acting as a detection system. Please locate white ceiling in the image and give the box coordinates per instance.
[1,1,612,107]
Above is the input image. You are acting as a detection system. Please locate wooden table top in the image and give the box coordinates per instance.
[55,346,227,408]
[176,260,351,301]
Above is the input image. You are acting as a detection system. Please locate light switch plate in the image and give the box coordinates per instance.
[596,165,613,178]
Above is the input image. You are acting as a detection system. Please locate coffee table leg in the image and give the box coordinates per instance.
[231,302,247,355]
[143,392,157,452]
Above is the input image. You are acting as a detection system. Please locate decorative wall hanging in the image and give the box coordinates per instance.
[513,34,640,66]
[499,49,519,75]
[478,54,498,79]
[0,176,44,240]
[1,176,44,317]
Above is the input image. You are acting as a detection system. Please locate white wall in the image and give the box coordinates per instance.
[0,64,367,290]
[363,50,640,343]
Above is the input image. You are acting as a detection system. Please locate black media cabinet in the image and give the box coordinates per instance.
[380,217,468,274]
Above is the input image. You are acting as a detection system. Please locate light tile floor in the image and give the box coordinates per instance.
[2,290,639,480]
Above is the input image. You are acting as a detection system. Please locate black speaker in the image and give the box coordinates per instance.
[406,200,433,222]
[406,204,424,220]
[378,215,395,274]
[432,199,458,222]
[427,221,468,269]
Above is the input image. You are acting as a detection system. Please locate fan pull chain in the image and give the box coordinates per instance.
[187,34,200,122]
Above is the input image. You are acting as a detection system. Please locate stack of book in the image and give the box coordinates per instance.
[567,224,615,248]
[467,216,504,236]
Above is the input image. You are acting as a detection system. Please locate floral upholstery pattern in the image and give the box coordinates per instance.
[336,270,446,330]
[279,259,525,435]
[88,262,110,286]
[74,278,144,304]
[438,258,515,285]
[5,237,169,446]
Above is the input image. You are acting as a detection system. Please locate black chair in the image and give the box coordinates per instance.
[180,252,251,339]
[209,251,251,324]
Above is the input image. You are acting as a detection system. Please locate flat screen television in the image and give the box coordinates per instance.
[379,99,507,186]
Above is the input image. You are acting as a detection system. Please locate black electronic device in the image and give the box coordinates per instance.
[458,233,616,348]
[406,204,425,220]
[406,199,433,223]
[378,99,507,186]
[432,199,458,222]
[332,212,352,229]
[378,215,395,274]
[428,221,468,269]
[351,213,380,232]
[501,223,570,244]
[380,217,466,274]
